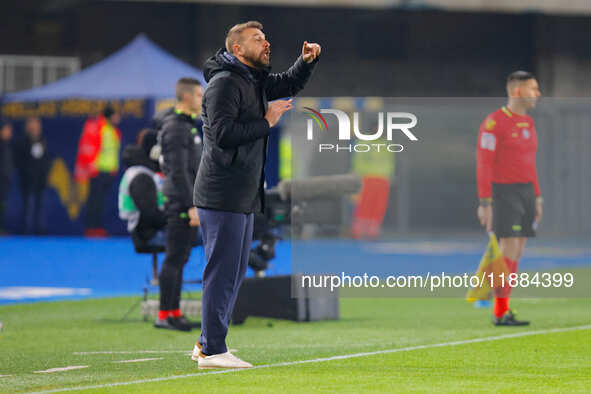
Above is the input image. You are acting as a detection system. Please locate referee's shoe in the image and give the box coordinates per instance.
[493,309,530,326]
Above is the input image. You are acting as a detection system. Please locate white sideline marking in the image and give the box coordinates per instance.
[0,375,13,377]
[31,324,591,393]
[113,358,163,364]
[33,366,88,374]
[74,349,237,355]
[74,350,188,355]
[0,287,91,300]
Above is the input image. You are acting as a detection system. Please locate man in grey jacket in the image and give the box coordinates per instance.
[192,20,320,369]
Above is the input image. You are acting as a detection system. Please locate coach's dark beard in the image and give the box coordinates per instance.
[245,50,270,69]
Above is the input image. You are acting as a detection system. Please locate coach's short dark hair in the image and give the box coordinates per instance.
[225,21,263,54]
[507,71,535,84]
[175,77,202,101]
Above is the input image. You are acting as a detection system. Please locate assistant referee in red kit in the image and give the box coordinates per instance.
[476,71,542,326]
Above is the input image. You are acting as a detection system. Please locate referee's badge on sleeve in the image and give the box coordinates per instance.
[480,132,496,151]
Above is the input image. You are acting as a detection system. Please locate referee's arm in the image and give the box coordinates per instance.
[476,119,497,230]
[476,120,497,201]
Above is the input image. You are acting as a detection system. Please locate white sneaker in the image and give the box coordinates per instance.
[191,341,202,362]
[197,351,253,369]
[192,342,240,362]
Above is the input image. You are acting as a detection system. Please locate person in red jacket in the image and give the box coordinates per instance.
[74,106,122,237]
[476,71,542,326]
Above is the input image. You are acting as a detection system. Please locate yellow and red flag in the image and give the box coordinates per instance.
[466,232,510,302]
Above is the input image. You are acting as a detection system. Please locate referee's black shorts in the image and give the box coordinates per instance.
[492,182,537,238]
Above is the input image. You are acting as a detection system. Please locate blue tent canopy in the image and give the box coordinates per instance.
[3,34,206,102]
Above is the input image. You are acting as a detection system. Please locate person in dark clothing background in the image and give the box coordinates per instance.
[154,77,203,332]
[0,121,13,234]
[13,117,50,234]
[118,129,167,248]
[152,106,176,133]
[192,21,320,369]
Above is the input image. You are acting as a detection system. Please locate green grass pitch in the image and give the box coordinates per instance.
[1,296,590,393]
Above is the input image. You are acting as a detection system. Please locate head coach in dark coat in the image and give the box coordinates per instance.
[192,21,320,369]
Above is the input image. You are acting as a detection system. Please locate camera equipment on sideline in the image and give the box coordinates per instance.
[248,174,362,275]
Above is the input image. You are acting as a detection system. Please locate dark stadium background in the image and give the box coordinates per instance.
[3,1,591,97]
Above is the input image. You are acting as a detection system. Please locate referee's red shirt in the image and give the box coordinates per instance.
[476,106,541,199]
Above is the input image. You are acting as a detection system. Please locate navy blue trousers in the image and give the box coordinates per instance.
[198,208,253,355]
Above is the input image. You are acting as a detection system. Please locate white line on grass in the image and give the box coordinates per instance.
[32,324,591,393]
[75,349,239,356]
[33,366,88,374]
[73,350,189,355]
[113,358,164,364]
